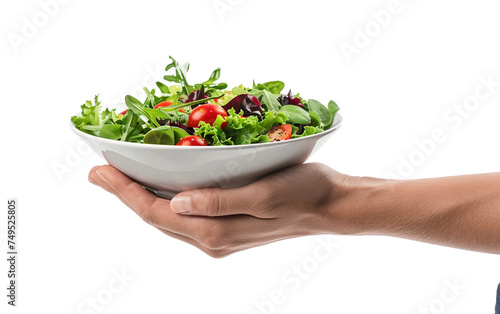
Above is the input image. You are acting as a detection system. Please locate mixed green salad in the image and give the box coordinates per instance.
[71,57,340,146]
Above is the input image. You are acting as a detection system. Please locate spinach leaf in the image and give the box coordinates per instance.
[143,126,176,145]
[310,111,321,127]
[172,127,190,142]
[325,100,340,129]
[263,81,285,94]
[100,124,123,140]
[279,105,311,125]
[328,100,340,117]
[307,99,332,128]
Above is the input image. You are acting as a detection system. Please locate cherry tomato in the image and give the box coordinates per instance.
[176,135,208,146]
[187,104,228,129]
[119,109,128,115]
[155,101,185,113]
[267,124,292,142]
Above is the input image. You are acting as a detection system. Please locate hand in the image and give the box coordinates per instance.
[88,163,355,258]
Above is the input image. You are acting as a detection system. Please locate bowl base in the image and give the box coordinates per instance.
[143,186,177,200]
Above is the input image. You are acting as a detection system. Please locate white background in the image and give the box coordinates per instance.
[1,0,500,313]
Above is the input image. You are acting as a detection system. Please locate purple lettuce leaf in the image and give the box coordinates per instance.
[222,94,262,117]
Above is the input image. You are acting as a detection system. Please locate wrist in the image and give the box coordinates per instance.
[320,173,394,236]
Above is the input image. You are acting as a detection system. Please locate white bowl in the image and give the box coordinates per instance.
[71,114,343,199]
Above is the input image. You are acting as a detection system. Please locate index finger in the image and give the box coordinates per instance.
[89,165,203,238]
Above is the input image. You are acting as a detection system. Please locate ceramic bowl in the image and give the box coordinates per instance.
[71,113,343,199]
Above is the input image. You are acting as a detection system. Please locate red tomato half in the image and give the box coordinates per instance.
[155,101,185,112]
[176,136,208,146]
[187,104,228,129]
[119,109,128,115]
[268,124,292,142]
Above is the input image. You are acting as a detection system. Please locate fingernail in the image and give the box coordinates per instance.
[171,194,192,214]
[95,170,108,185]
[88,176,98,186]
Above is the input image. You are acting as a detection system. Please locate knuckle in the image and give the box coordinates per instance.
[197,191,223,217]
[137,208,155,226]
[205,250,228,259]
[199,223,229,249]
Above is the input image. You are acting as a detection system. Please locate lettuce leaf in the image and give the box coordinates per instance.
[223,109,268,145]
[194,109,272,145]
[194,116,234,146]
[291,126,324,138]
[71,95,112,135]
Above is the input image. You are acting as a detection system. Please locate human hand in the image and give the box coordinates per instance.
[88,163,356,258]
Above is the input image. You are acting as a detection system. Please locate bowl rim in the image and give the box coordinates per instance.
[70,113,342,150]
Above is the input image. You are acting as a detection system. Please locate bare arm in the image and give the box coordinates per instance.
[335,173,500,254]
[88,163,500,257]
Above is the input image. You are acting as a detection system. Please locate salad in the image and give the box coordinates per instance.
[71,57,340,146]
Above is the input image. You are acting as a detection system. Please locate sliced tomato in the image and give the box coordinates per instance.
[268,124,292,142]
[119,109,128,115]
[176,135,208,146]
[187,104,228,129]
[155,101,185,112]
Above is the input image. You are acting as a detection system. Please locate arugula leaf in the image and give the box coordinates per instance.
[121,110,139,142]
[202,68,221,85]
[143,108,169,121]
[156,82,170,94]
[164,56,193,95]
[250,86,281,112]
[125,95,160,128]
[143,87,156,108]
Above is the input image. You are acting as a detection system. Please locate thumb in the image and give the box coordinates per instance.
[170,185,274,218]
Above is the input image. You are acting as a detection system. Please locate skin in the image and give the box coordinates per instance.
[88,163,500,258]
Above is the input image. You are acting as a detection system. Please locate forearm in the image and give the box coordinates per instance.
[328,173,500,254]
